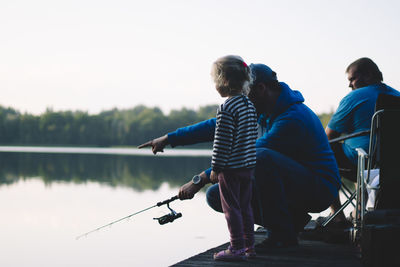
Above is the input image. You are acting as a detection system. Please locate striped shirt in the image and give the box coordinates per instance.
[211,95,258,171]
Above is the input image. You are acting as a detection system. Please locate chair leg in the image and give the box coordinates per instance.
[321,191,357,227]
[340,183,356,208]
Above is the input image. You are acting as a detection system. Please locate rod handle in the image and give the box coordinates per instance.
[156,195,179,207]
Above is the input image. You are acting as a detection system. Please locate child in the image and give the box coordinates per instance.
[210,55,258,261]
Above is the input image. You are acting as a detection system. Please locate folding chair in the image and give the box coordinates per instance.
[319,130,370,227]
[351,94,400,266]
[321,93,400,229]
[352,94,400,231]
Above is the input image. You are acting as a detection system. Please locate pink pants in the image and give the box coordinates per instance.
[218,168,254,250]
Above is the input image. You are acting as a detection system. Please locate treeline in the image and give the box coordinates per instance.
[0,105,219,146]
[0,105,333,147]
[0,153,211,190]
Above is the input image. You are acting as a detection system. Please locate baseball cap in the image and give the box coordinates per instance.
[249,63,277,84]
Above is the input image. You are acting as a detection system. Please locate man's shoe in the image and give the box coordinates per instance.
[315,215,353,228]
[255,226,268,234]
[294,213,312,233]
[300,217,353,244]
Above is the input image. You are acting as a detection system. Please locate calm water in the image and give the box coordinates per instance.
[0,147,346,267]
[0,148,228,267]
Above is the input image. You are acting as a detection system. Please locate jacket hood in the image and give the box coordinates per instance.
[270,82,304,119]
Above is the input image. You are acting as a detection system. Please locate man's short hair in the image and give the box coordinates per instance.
[346,57,383,82]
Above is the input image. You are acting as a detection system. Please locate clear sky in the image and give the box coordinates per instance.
[1,0,400,115]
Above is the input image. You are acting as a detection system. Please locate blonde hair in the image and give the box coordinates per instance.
[211,55,252,96]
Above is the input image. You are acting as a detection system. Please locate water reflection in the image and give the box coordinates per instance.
[0,152,228,267]
[0,151,350,266]
[0,152,211,190]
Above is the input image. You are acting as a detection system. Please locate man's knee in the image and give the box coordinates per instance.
[205,184,223,212]
[256,147,274,162]
[255,148,286,182]
[256,147,287,167]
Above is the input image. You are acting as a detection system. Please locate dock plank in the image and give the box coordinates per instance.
[172,233,362,267]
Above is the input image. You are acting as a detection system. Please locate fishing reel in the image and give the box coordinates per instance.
[77,195,183,240]
[153,202,182,225]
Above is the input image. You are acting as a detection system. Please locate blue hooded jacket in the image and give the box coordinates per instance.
[168,82,340,192]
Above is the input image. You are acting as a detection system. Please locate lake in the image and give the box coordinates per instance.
[0,147,341,267]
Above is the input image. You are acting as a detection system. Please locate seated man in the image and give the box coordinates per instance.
[139,63,341,251]
[321,57,400,226]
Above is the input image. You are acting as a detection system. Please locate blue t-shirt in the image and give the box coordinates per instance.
[328,83,400,165]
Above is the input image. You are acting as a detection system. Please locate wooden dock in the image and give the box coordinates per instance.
[172,230,362,267]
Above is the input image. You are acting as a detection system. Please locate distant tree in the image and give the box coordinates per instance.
[197,105,219,120]
[18,113,40,144]
[318,112,333,128]
[0,106,20,144]
[0,104,333,146]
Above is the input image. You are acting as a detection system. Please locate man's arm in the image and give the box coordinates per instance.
[138,118,216,154]
[325,126,341,140]
[178,171,210,200]
[138,119,216,200]
[138,134,169,154]
[168,118,216,147]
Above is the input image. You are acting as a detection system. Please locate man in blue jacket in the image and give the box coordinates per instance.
[139,63,341,251]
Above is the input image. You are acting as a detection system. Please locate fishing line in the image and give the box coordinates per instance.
[76,195,181,240]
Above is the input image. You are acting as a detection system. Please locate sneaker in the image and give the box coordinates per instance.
[213,246,246,261]
[245,246,256,259]
[294,213,312,233]
[299,226,352,244]
[255,226,268,234]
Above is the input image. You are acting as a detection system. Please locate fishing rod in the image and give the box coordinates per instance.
[76,195,181,240]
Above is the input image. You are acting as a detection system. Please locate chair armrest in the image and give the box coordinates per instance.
[329,130,370,144]
[356,147,367,155]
